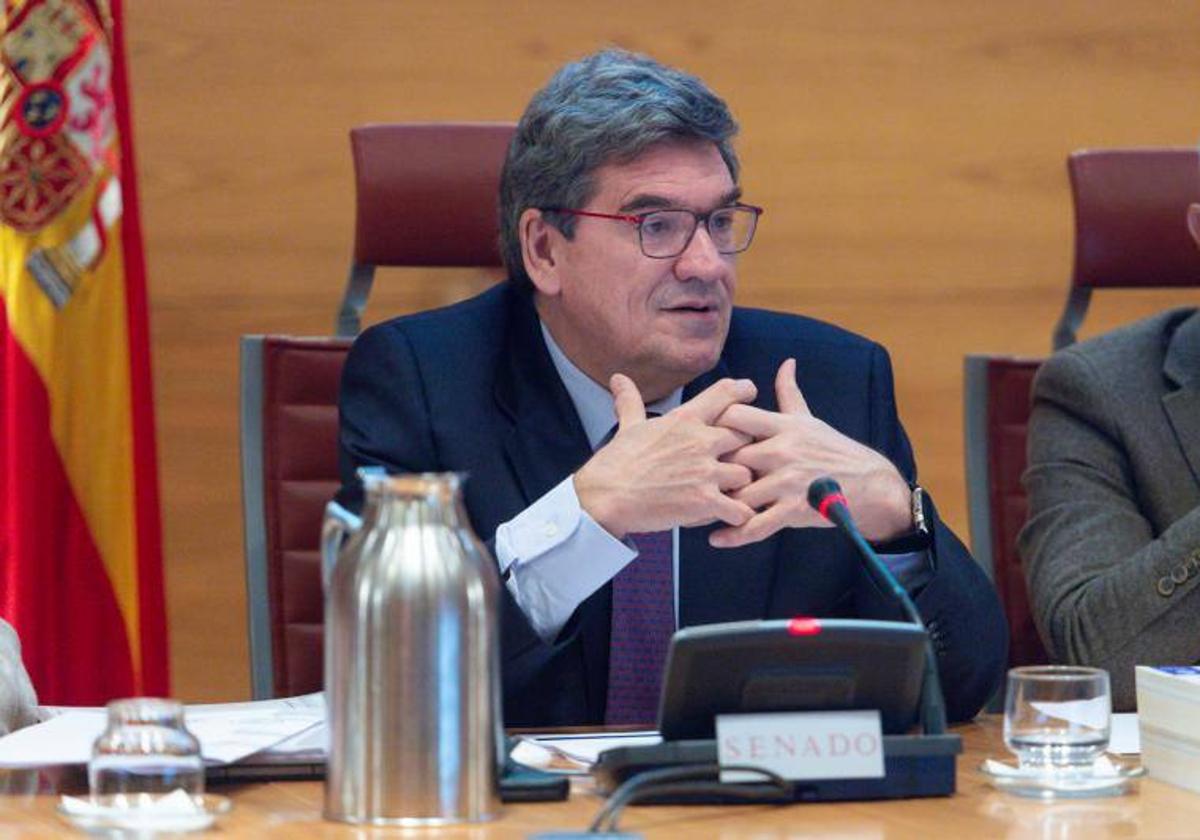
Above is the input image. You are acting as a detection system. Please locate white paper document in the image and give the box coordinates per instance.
[0,708,107,767]
[0,693,325,768]
[1030,697,1110,731]
[512,730,661,772]
[1026,700,1139,754]
[1109,713,1140,754]
[241,716,328,763]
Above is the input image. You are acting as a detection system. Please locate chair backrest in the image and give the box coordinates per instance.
[240,335,351,698]
[336,122,516,336]
[963,354,1048,667]
[240,123,514,697]
[1053,148,1200,349]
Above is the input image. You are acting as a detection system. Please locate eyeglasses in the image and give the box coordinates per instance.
[542,203,764,259]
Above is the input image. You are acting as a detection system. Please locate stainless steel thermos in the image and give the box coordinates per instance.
[321,471,502,825]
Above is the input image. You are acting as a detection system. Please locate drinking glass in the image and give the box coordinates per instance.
[1004,666,1110,773]
[89,698,205,798]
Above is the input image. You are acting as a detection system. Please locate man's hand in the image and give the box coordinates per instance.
[709,358,912,548]
[574,374,758,539]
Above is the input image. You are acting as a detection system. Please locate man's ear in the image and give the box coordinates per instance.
[1188,204,1200,249]
[519,208,563,296]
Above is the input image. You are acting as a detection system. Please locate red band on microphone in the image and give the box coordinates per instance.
[817,493,849,522]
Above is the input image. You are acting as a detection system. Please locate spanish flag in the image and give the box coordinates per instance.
[0,0,168,704]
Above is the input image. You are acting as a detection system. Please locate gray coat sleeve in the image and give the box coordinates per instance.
[0,620,38,736]
[1018,350,1200,710]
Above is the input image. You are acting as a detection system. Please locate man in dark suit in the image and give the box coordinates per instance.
[337,49,1006,727]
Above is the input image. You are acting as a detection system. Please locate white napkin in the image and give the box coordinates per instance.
[982,755,1121,778]
[59,789,217,831]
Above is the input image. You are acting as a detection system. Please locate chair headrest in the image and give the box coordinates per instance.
[351,122,516,268]
[1070,148,1200,289]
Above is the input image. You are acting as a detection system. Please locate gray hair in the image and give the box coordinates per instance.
[499,49,740,289]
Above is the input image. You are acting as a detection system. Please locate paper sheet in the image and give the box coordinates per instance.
[512,730,661,772]
[185,693,325,763]
[239,717,328,763]
[1025,700,1139,755]
[0,693,325,768]
[1109,713,1140,754]
[0,709,108,767]
[1029,697,1110,731]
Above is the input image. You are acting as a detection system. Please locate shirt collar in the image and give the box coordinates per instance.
[539,321,682,450]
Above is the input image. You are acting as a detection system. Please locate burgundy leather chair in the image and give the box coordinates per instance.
[240,336,350,698]
[963,355,1047,667]
[241,123,514,698]
[1053,148,1200,349]
[966,147,1200,669]
[336,122,515,337]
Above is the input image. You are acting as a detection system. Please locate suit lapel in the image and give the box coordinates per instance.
[494,291,593,503]
[493,290,608,719]
[1162,310,1200,489]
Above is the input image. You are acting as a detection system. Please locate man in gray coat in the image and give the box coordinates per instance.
[1020,305,1200,710]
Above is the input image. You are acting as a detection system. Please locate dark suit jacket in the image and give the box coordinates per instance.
[1020,307,1200,710]
[337,282,1006,726]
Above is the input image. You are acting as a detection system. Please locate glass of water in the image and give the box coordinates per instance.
[89,698,204,799]
[1004,666,1111,774]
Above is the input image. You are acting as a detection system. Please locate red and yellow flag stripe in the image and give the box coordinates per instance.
[0,0,167,704]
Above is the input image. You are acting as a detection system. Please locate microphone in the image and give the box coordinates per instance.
[807,477,947,735]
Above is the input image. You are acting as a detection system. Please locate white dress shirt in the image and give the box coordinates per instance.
[494,323,681,642]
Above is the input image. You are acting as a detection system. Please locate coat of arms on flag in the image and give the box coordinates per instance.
[0,0,168,705]
[2,0,121,307]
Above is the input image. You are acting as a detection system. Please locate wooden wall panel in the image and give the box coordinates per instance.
[123,1,1200,701]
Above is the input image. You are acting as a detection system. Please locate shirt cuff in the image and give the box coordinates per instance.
[494,476,635,642]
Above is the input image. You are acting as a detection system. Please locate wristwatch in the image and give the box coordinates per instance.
[871,484,933,553]
[911,485,930,537]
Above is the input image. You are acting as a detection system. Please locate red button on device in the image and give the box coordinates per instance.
[786,617,822,636]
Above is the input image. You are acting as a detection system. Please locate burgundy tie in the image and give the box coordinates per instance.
[605,529,675,725]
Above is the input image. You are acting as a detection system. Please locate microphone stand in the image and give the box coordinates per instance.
[809,478,947,735]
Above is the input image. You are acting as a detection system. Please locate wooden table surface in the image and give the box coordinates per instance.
[0,716,1196,838]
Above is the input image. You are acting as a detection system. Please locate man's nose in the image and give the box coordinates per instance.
[672,222,725,281]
